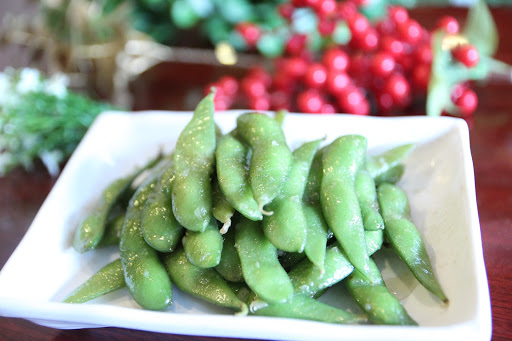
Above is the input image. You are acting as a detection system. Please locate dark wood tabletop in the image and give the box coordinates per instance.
[1,4,511,341]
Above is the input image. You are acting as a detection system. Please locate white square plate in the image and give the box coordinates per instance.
[0,111,491,340]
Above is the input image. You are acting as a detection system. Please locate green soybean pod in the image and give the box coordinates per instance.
[215,224,244,282]
[345,258,418,325]
[212,176,235,234]
[321,135,373,282]
[236,112,293,214]
[263,139,323,253]
[374,164,405,185]
[119,177,172,311]
[182,218,223,268]
[366,143,415,180]
[355,169,385,231]
[172,91,216,232]
[63,259,125,304]
[97,212,125,247]
[377,183,448,303]
[302,148,330,272]
[216,132,262,221]
[141,164,184,253]
[72,170,142,252]
[251,294,367,324]
[289,230,383,298]
[235,217,293,304]
[163,247,248,315]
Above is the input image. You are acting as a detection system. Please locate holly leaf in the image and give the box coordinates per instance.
[463,0,498,56]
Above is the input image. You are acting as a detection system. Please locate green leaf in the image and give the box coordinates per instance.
[463,0,498,56]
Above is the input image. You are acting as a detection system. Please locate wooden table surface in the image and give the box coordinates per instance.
[1,5,511,341]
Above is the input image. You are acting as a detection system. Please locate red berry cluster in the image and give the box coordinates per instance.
[209,1,480,117]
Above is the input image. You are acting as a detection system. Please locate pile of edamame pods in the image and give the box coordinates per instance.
[65,89,448,326]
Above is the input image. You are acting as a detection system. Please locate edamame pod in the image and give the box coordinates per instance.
[263,139,323,253]
[374,164,405,185]
[289,230,383,298]
[321,135,373,281]
[377,183,448,303]
[63,259,125,304]
[212,176,235,234]
[302,204,330,272]
[235,217,293,304]
[216,132,262,221]
[120,177,172,311]
[302,148,330,272]
[355,169,385,231]
[163,247,248,315]
[236,113,293,213]
[172,91,216,232]
[367,143,414,180]
[251,294,367,324]
[141,164,184,253]
[72,155,160,253]
[215,224,244,282]
[182,218,223,268]
[97,212,125,247]
[345,258,418,325]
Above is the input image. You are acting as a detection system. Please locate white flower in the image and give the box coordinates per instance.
[16,68,43,94]
[39,150,63,177]
[0,152,14,176]
[44,73,69,98]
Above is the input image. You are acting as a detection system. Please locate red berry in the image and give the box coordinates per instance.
[236,22,261,47]
[292,0,306,6]
[397,19,422,44]
[270,90,291,110]
[247,66,272,87]
[321,102,336,113]
[278,3,295,20]
[388,6,409,25]
[249,94,271,111]
[348,13,370,39]
[218,76,239,97]
[337,86,369,115]
[326,71,351,95]
[357,28,379,52]
[454,88,478,116]
[376,19,396,36]
[414,43,433,64]
[272,72,295,93]
[370,52,396,78]
[450,83,467,102]
[348,53,370,80]
[315,0,337,17]
[411,63,431,91]
[436,16,459,34]
[304,0,320,8]
[452,44,479,68]
[380,36,406,59]
[285,34,307,56]
[304,63,328,89]
[385,74,410,106]
[322,48,349,72]
[297,89,324,113]
[282,57,308,78]
[241,76,267,98]
[376,92,394,113]
[337,1,357,19]
[318,18,336,36]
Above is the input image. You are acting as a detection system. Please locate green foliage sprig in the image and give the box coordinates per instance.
[0,68,114,176]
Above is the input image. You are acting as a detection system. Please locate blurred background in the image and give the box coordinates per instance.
[0,0,511,176]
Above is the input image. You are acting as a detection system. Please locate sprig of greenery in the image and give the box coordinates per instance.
[0,68,114,176]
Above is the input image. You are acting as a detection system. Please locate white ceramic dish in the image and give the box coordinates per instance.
[0,111,491,341]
